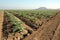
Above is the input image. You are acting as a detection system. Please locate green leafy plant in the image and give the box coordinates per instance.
[6,11,25,33]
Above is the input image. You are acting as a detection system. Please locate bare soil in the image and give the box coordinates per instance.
[0,11,4,40]
[23,12,60,40]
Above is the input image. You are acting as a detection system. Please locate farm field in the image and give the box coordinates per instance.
[0,10,60,40]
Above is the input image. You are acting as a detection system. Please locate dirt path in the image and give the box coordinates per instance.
[0,11,4,40]
[52,23,60,40]
[23,12,60,40]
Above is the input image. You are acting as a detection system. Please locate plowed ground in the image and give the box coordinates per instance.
[0,11,60,40]
[23,12,60,40]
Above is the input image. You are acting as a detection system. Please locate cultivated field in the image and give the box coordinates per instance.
[0,10,60,40]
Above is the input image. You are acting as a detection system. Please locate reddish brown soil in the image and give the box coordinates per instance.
[52,23,60,40]
[0,11,4,40]
[23,12,60,40]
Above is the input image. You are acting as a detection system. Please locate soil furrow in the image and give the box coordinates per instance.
[13,15,34,32]
[0,11,4,40]
[14,15,38,30]
[52,23,60,40]
[23,12,60,40]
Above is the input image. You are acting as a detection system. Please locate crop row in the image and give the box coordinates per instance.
[6,10,56,29]
[7,10,56,22]
[5,11,26,33]
[15,10,56,18]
